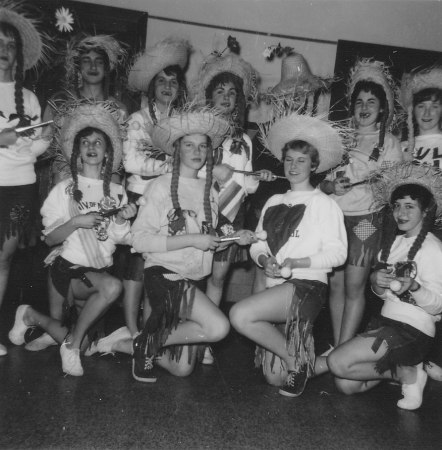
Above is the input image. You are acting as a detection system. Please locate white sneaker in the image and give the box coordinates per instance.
[86,326,132,356]
[397,364,428,410]
[60,341,84,376]
[202,346,214,365]
[8,305,30,345]
[424,361,442,382]
[25,332,57,352]
[0,343,7,356]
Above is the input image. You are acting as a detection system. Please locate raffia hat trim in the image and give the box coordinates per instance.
[191,52,259,105]
[259,110,344,173]
[371,161,442,217]
[151,108,231,156]
[400,66,442,109]
[348,58,395,128]
[54,99,125,172]
[0,1,44,70]
[128,38,191,92]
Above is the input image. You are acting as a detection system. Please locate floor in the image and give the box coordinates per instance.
[0,248,441,450]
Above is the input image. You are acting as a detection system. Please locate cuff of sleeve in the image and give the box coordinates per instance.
[254,252,268,268]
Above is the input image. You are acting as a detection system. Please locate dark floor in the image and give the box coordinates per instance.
[1,248,442,449]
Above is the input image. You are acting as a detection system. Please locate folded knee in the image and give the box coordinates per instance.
[100,278,123,302]
[206,315,230,342]
[327,352,351,379]
[229,303,249,332]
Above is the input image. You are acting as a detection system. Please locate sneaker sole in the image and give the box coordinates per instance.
[278,388,302,398]
[132,358,157,383]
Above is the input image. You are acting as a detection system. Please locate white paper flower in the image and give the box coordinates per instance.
[262,47,273,59]
[55,7,74,33]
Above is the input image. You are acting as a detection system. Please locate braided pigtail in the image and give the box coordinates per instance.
[406,105,415,155]
[407,202,436,261]
[12,28,27,129]
[168,141,186,235]
[102,147,114,199]
[70,143,83,202]
[203,140,215,235]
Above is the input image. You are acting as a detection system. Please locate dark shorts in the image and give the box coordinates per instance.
[0,184,37,250]
[345,210,383,267]
[361,315,433,375]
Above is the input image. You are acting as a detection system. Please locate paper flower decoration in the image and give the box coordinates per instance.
[263,43,295,61]
[55,7,74,33]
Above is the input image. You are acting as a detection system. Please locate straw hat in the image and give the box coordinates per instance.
[270,53,328,96]
[56,100,125,172]
[151,108,231,156]
[128,37,191,92]
[0,0,44,70]
[191,52,259,105]
[371,162,442,217]
[260,111,344,173]
[65,34,128,85]
[348,58,395,127]
[400,66,442,110]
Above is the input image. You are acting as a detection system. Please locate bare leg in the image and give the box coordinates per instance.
[206,259,231,307]
[48,274,64,320]
[0,235,19,310]
[122,279,143,336]
[21,306,68,343]
[328,268,345,346]
[252,265,267,295]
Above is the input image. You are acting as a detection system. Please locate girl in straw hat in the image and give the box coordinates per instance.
[0,1,51,356]
[230,111,347,398]
[8,101,136,376]
[400,66,442,382]
[121,38,191,339]
[327,162,442,410]
[90,108,257,381]
[192,51,274,364]
[322,59,403,346]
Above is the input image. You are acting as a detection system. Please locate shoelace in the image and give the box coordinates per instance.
[144,356,155,371]
[286,372,296,387]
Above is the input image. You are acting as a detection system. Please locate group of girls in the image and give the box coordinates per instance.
[1,2,442,413]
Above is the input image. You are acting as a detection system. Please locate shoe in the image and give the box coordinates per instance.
[0,343,7,356]
[8,305,30,345]
[97,326,132,354]
[132,334,157,383]
[60,341,84,376]
[202,346,214,365]
[320,345,334,357]
[397,365,427,410]
[424,361,442,382]
[279,366,309,397]
[25,333,57,352]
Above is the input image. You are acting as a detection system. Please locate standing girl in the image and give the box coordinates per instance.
[327,162,442,410]
[0,2,50,355]
[322,59,403,345]
[8,101,136,376]
[230,111,347,397]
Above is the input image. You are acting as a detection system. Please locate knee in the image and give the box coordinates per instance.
[326,351,350,379]
[100,277,123,303]
[229,303,249,332]
[334,377,357,395]
[205,314,230,342]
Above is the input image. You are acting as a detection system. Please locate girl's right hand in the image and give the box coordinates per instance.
[193,234,221,252]
[73,213,102,229]
[263,256,281,278]
[333,177,351,196]
[370,267,395,290]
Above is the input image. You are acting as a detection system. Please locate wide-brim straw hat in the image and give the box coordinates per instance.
[128,38,191,92]
[191,52,259,105]
[260,112,344,173]
[151,108,231,156]
[270,53,329,96]
[57,100,124,172]
[371,161,442,217]
[400,66,442,109]
[348,58,395,128]
[0,1,43,70]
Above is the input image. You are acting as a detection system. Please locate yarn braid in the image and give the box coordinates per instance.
[70,143,83,202]
[203,140,215,234]
[102,146,114,199]
[407,203,435,261]
[168,142,186,235]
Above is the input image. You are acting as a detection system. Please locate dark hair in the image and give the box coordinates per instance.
[379,183,436,264]
[0,22,28,129]
[70,127,114,202]
[205,72,248,157]
[146,65,187,125]
[412,88,442,135]
[281,139,320,170]
[169,135,215,235]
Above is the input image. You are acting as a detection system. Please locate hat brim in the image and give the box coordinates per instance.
[0,8,42,70]
[400,68,442,109]
[264,114,343,173]
[151,111,230,156]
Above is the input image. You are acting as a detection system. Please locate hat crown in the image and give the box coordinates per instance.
[280,54,313,83]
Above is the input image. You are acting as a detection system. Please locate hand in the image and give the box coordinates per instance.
[232,229,257,246]
[254,169,274,182]
[116,203,137,223]
[391,276,414,296]
[193,234,221,252]
[333,177,351,196]
[370,267,395,290]
[213,164,234,185]
[263,256,282,279]
[0,128,18,147]
[73,213,102,229]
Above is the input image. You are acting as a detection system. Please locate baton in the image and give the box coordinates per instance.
[220,236,241,242]
[233,169,285,180]
[15,120,54,133]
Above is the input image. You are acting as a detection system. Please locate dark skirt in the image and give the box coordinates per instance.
[0,184,37,250]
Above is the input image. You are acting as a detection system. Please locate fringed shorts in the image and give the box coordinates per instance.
[361,315,433,375]
[345,210,383,267]
[255,279,327,377]
[0,184,37,250]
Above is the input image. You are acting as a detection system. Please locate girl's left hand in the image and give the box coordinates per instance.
[254,169,274,182]
[391,276,414,296]
[233,229,257,246]
[116,203,137,223]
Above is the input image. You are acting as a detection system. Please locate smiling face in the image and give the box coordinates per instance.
[0,29,17,77]
[79,130,108,167]
[154,70,179,108]
[392,195,425,237]
[353,90,383,131]
[283,148,315,190]
[79,50,107,86]
[211,81,237,115]
[178,133,209,177]
[414,98,442,135]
